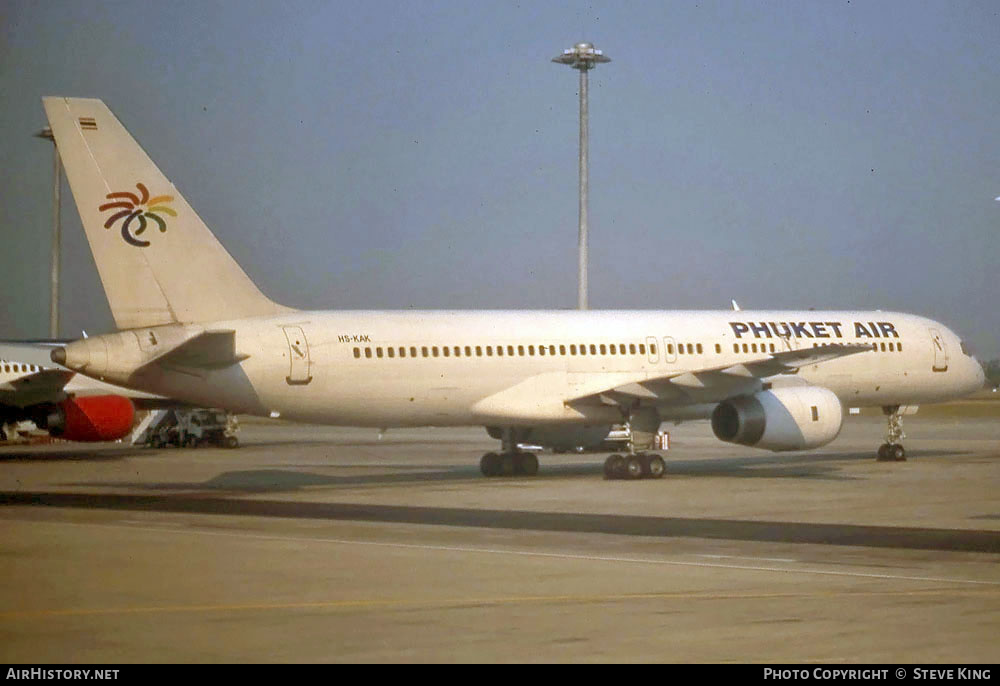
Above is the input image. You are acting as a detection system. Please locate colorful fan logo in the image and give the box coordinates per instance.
[98,182,176,247]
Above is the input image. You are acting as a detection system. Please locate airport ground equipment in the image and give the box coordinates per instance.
[137,409,239,448]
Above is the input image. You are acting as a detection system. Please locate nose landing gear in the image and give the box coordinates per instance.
[876,405,906,461]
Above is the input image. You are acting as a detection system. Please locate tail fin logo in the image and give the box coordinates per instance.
[98,183,176,247]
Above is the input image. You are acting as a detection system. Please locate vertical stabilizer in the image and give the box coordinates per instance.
[42,97,292,329]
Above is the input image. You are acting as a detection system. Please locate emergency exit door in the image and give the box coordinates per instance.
[282,326,312,384]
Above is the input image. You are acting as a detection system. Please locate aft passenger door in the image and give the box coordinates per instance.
[282,326,312,384]
[929,328,948,372]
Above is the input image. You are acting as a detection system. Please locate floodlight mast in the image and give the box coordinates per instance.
[552,42,610,311]
[34,127,60,337]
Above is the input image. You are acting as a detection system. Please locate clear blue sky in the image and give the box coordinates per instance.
[1,0,998,358]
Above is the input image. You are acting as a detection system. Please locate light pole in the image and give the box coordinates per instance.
[552,42,610,311]
[34,127,60,338]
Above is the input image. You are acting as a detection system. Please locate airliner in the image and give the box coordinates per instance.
[39,97,984,478]
[0,352,137,443]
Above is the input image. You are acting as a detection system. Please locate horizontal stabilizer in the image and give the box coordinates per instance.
[0,369,74,408]
[143,330,247,371]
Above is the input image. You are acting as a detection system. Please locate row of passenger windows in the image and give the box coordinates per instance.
[352,340,906,361]
[810,342,904,352]
[1,363,41,373]
[354,342,657,359]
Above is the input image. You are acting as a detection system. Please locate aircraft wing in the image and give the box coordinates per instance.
[569,343,871,407]
[0,368,75,408]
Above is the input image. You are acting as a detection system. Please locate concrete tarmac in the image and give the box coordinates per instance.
[0,408,998,663]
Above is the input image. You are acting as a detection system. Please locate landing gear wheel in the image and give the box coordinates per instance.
[185,435,198,449]
[604,454,626,480]
[643,454,666,479]
[890,444,906,461]
[499,452,517,476]
[625,455,644,480]
[516,452,539,476]
[225,435,239,449]
[480,452,501,477]
[876,443,891,461]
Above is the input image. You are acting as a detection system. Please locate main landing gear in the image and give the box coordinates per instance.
[603,452,665,480]
[480,428,540,477]
[876,405,906,462]
[604,411,666,480]
[480,451,539,477]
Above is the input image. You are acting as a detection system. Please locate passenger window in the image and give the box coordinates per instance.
[880,343,886,352]
[539,345,546,356]
[365,348,372,359]
[715,344,721,354]
[696,343,703,354]
[353,348,360,358]
[377,347,384,358]
[629,344,636,354]
[551,345,557,355]
[528,345,535,356]
[466,346,472,357]
[811,406,819,421]
[518,345,525,356]
[668,344,675,355]
[898,343,903,352]
[650,344,657,355]
[733,344,739,353]
[422,346,429,357]
[559,345,566,355]
[399,347,406,358]
[609,345,615,355]
[508,346,515,356]
[599,344,606,355]
[639,344,645,354]
[769,344,775,352]
[570,344,577,355]
[432,347,439,357]
[742,344,748,353]
[475,346,482,356]
[443,347,450,357]
[888,343,894,352]
[387,347,395,358]
[410,347,417,357]
[590,344,596,355]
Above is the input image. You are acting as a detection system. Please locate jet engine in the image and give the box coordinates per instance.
[711,386,842,451]
[42,395,135,442]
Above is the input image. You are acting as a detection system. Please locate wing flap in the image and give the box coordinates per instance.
[569,343,870,406]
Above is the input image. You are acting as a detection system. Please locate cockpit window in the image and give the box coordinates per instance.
[960,341,972,356]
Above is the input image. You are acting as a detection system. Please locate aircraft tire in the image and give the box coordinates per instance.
[625,455,644,480]
[604,454,626,480]
[480,452,500,477]
[516,452,539,476]
[644,454,666,479]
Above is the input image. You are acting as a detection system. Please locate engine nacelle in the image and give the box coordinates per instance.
[45,395,135,442]
[711,387,843,451]
[486,425,613,452]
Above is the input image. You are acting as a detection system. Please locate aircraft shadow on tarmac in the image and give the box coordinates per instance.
[0,448,148,463]
[57,448,970,493]
[1,489,998,554]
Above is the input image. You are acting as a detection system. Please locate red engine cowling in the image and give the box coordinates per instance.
[46,395,135,442]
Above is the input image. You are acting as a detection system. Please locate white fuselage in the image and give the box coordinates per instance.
[111,309,984,428]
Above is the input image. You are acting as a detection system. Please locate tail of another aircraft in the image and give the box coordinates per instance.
[42,97,292,330]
